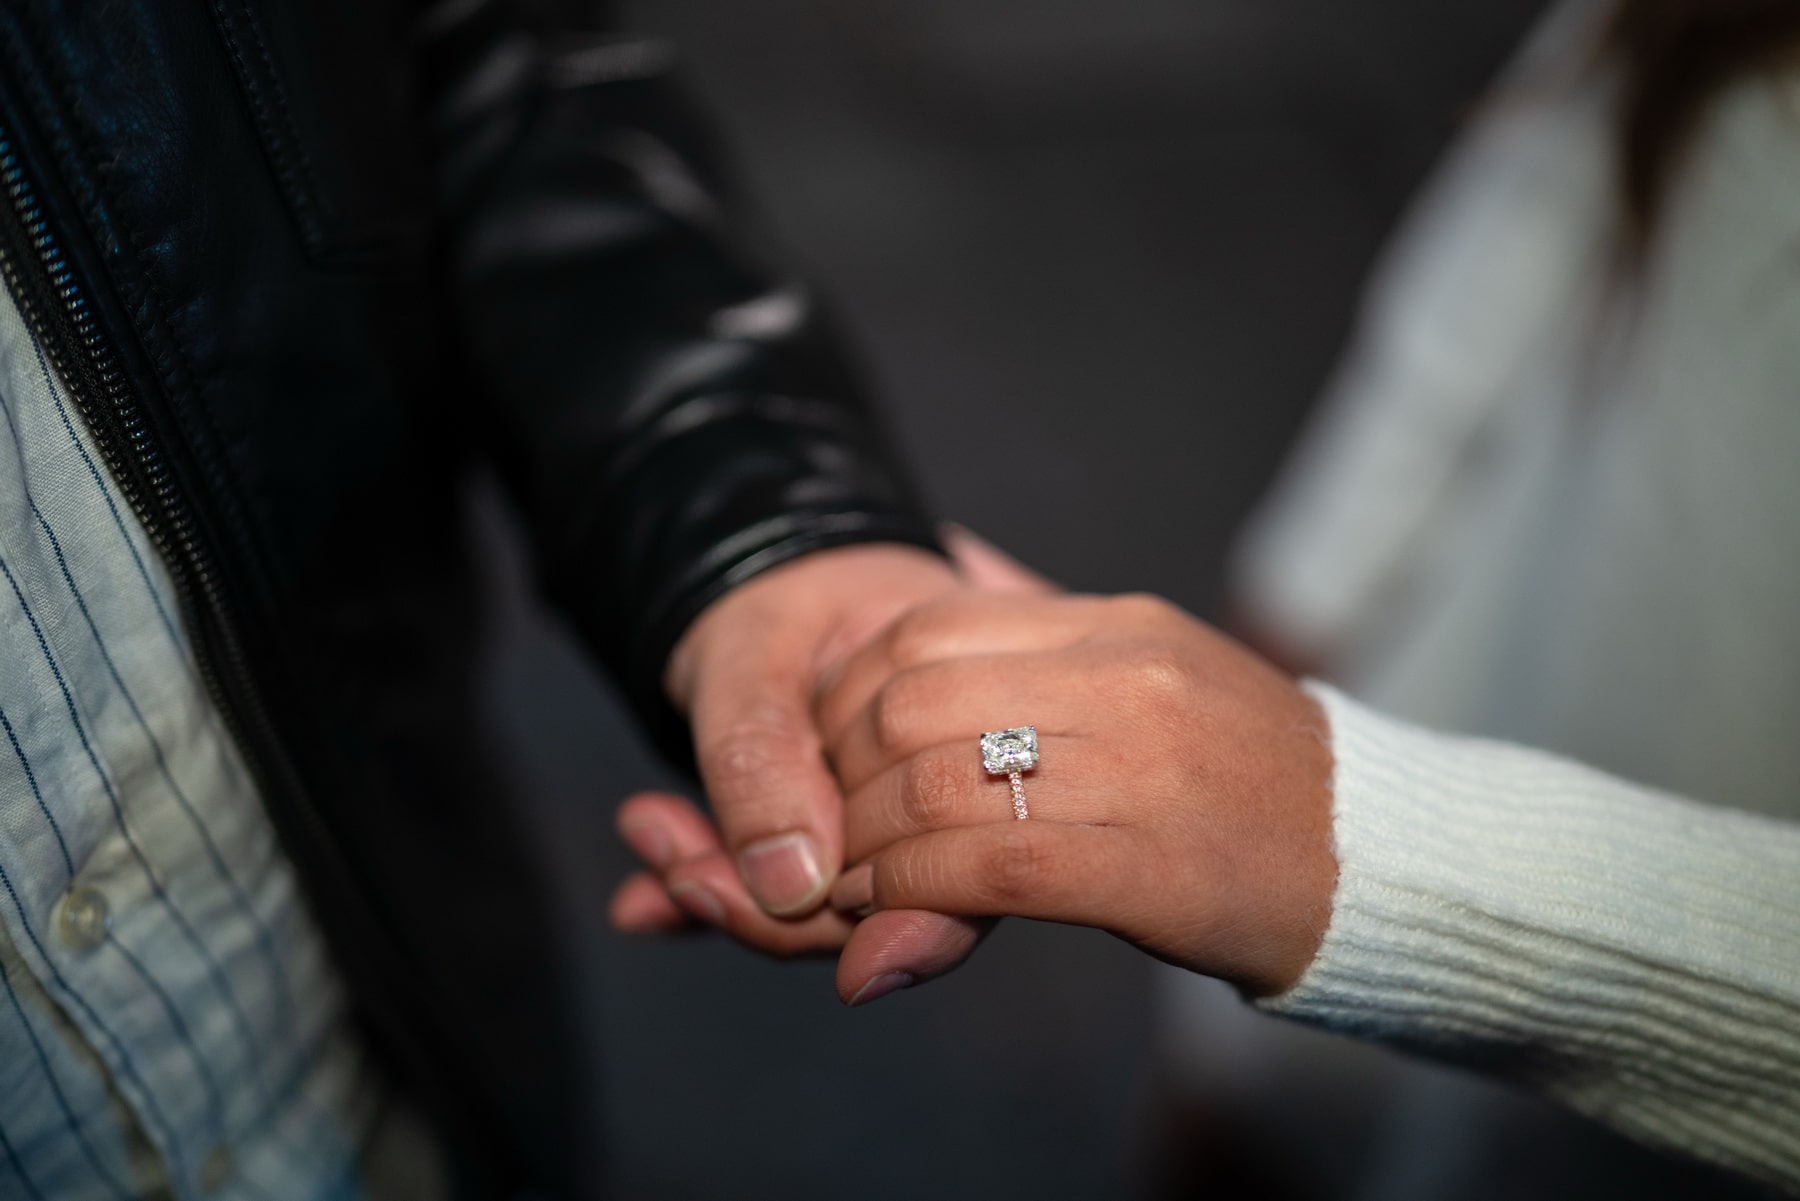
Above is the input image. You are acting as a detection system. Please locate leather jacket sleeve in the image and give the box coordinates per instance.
[419,1,943,750]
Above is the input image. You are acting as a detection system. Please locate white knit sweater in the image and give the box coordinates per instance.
[1206,0,1800,1192]
[1262,687,1800,1193]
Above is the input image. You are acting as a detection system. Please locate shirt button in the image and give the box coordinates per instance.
[198,1146,233,1194]
[56,885,111,952]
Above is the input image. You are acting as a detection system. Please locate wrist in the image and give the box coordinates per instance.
[1205,677,1339,999]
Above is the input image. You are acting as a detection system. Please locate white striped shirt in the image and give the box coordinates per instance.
[0,274,386,1199]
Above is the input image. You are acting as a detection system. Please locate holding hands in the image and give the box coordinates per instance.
[613,533,1338,1003]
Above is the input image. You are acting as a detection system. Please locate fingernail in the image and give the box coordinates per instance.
[847,971,915,1008]
[737,832,825,915]
[619,819,674,870]
[667,880,726,926]
[831,863,874,915]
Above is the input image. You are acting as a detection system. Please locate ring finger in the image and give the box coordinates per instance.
[827,651,1094,792]
[843,734,1123,864]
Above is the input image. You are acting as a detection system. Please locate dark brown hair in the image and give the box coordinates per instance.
[1604,0,1800,252]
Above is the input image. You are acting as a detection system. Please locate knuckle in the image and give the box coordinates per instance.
[882,603,949,667]
[887,847,935,905]
[699,720,801,805]
[981,826,1054,905]
[900,751,965,830]
[869,682,916,754]
[1114,591,1180,627]
[1124,647,1195,703]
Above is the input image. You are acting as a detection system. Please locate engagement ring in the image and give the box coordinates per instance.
[979,726,1037,820]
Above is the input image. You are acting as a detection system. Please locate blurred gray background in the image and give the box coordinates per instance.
[477,2,1547,1198]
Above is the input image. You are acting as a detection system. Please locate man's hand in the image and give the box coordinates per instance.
[609,543,986,972]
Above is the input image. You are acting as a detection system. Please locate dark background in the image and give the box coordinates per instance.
[477,2,1547,1197]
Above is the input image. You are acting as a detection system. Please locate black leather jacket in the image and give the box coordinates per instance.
[0,1,937,1195]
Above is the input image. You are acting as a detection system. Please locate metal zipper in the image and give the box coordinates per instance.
[0,118,320,867]
[0,82,480,1154]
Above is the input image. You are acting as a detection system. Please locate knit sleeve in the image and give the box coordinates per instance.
[1259,684,1800,1194]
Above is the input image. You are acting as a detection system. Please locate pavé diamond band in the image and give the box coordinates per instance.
[979,726,1037,820]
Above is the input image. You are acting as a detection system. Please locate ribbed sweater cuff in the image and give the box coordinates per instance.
[1260,685,1800,1193]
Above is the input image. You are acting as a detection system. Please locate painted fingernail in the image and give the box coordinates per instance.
[738,832,825,915]
[667,880,726,926]
[831,863,874,915]
[847,971,915,1008]
[618,819,674,870]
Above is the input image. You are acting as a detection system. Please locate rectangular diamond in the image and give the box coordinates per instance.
[980,726,1038,774]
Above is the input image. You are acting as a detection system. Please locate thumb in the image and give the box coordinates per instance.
[687,640,843,917]
[941,523,1059,595]
[669,544,962,920]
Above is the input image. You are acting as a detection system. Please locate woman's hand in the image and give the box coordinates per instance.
[819,591,1339,1003]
